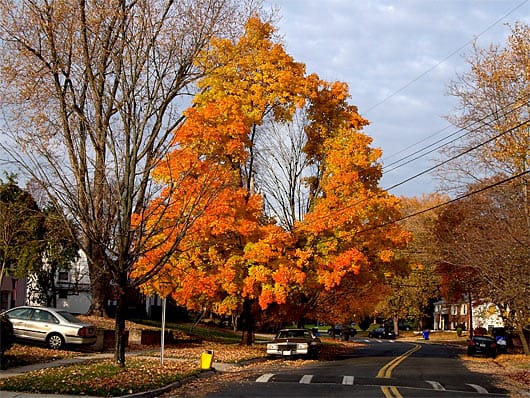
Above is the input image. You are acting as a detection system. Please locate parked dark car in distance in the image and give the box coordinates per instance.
[3,306,96,350]
[467,335,497,358]
[267,328,322,358]
[327,324,357,339]
[368,327,396,339]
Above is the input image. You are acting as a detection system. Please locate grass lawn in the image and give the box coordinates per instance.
[0,357,199,396]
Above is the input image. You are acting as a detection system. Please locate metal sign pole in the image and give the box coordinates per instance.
[161,296,166,364]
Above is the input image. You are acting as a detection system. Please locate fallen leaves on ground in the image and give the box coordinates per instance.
[3,344,81,367]
[493,355,530,389]
[150,341,268,363]
[461,353,530,396]
[153,339,361,363]
[0,358,199,396]
[77,316,151,331]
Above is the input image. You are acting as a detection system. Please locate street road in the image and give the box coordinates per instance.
[205,339,509,397]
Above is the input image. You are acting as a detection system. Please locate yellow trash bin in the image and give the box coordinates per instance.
[200,350,214,370]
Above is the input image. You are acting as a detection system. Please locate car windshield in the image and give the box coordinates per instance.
[277,330,310,339]
[58,311,84,324]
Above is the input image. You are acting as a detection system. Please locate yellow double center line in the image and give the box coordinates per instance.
[381,386,403,398]
[377,344,422,398]
[377,344,421,378]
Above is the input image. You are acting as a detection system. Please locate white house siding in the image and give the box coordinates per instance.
[472,302,504,330]
[27,250,92,314]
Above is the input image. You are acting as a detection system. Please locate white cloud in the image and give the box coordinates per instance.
[265,0,530,196]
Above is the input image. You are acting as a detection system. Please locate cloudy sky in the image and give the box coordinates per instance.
[264,0,530,197]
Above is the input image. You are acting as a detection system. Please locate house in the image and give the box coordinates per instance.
[0,275,26,311]
[15,249,159,318]
[26,250,92,314]
[433,299,469,330]
[433,298,504,332]
[53,251,92,314]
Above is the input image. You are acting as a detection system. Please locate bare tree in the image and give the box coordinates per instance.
[0,0,262,365]
[441,23,530,193]
[435,178,530,354]
[439,22,530,354]
[255,112,314,231]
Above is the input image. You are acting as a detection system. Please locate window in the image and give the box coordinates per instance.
[33,309,58,323]
[7,307,33,320]
[461,304,467,315]
[451,305,458,315]
[58,271,69,282]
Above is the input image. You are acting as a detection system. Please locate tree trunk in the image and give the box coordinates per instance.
[86,247,110,317]
[240,298,254,346]
[89,275,110,317]
[517,325,530,356]
[467,292,474,338]
[114,272,128,366]
[392,315,399,337]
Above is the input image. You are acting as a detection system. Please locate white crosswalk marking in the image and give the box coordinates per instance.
[342,375,354,385]
[426,380,445,390]
[467,383,489,394]
[255,372,488,395]
[299,374,313,384]
[256,373,275,383]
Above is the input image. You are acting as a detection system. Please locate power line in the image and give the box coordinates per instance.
[381,124,453,164]
[385,118,530,192]
[301,117,529,229]
[382,94,530,175]
[358,168,530,235]
[364,0,529,115]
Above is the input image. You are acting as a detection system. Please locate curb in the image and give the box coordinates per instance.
[116,357,270,398]
[117,369,217,398]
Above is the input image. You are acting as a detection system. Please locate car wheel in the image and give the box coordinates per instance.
[47,333,65,350]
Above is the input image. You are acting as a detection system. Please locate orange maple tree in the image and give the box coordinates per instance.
[131,16,310,319]
[289,80,411,324]
[132,16,411,333]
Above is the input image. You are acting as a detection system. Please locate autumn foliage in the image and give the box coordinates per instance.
[131,16,410,327]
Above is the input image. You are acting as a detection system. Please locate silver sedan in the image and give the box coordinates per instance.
[4,306,96,349]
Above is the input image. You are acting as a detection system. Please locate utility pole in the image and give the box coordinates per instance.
[468,291,473,338]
